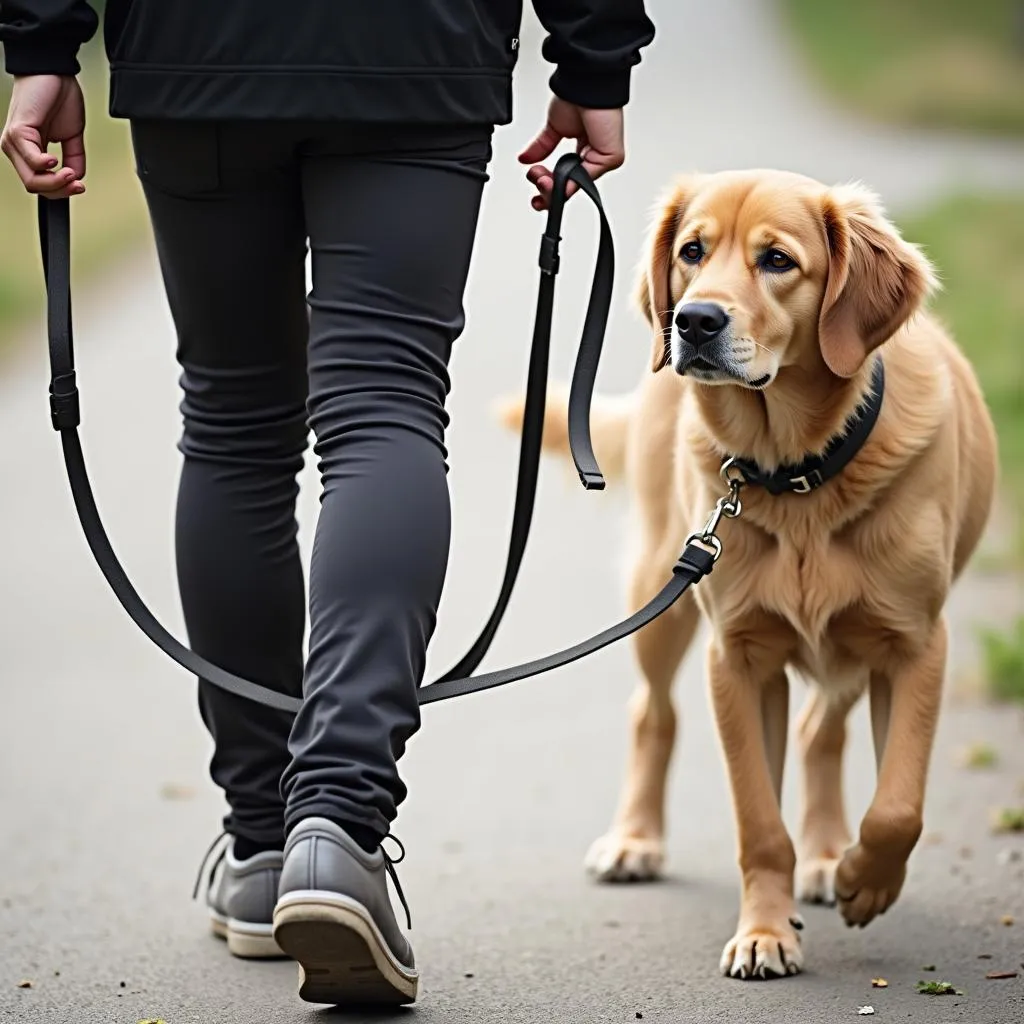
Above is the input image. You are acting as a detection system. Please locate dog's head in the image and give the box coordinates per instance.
[636,170,938,385]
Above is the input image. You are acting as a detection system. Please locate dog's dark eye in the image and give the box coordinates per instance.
[680,241,704,264]
[762,248,796,273]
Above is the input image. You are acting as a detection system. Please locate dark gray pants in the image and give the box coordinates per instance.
[131,121,492,847]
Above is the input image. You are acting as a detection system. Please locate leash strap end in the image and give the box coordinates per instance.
[578,469,605,491]
[674,543,716,580]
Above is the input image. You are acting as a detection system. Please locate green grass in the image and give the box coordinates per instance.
[899,194,1024,522]
[916,980,964,996]
[0,44,148,350]
[978,617,1024,704]
[780,0,1024,137]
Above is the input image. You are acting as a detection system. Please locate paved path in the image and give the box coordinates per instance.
[2,2,1023,1022]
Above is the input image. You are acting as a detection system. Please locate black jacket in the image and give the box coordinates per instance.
[0,1,655,123]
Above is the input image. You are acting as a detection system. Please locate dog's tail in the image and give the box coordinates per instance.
[493,385,634,486]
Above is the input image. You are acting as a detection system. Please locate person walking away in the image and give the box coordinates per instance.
[0,0,655,1007]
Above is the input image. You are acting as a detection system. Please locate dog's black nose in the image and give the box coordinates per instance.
[675,302,729,348]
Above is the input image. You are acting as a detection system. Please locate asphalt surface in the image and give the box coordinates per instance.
[2,2,1024,1022]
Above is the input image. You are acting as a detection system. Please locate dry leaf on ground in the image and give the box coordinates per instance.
[871,978,888,988]
[985,970,1019,980]
[159,782,196,801]
[991,807,1024,834]
[959,742,999,769]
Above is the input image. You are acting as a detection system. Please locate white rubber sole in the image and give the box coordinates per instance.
[209,910,285,959]
[273,892,418,1005]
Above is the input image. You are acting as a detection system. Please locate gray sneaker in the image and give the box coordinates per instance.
[273,817,418,1005]
[197,835,285,959]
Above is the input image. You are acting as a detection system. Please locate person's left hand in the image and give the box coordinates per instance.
[1,74,87,199]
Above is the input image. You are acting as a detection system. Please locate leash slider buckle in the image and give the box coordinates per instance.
[49,371,81,431]
[538,233,561,276]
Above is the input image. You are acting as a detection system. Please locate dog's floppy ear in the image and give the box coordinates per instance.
[818,182,938,378]
[636,178,697,372]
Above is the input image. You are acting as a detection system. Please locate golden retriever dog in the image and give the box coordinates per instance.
[498,169,998,979]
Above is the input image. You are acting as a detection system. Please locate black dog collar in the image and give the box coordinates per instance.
[732,358,886,496]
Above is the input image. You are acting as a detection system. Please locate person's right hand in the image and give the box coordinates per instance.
[518,97,625,211]
[1,74,87,199]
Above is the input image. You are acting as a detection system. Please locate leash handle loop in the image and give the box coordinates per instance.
[431,152,610,683]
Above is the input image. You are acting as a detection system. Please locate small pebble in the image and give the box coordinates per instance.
[635,1014,643,1020]
[16,980,33,990]
[158,782,196,801]
[464,972,474,979]
[1000,915,1015,927]
[857,1007,874,1016]
[997,848,1022,866]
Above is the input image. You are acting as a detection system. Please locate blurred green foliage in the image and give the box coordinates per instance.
[781,0,1024,136]
[899,195,1024,526]
[978,617,1024,704]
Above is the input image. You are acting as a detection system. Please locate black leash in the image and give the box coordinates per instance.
[37,153,723,714]
[431,155,609,685]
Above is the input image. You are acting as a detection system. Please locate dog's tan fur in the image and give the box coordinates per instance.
[498,169,998,978]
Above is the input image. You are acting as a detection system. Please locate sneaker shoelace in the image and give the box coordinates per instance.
[382,834,413,930]
[189,828,413,931]
[191,829,230,902]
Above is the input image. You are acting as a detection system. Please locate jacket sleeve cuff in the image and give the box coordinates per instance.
[549,66,632,109]
[3,37,83,76]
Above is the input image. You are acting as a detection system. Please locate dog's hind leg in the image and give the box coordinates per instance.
[795,685,862,905]
[584,548,699,883]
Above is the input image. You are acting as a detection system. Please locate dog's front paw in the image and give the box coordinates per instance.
[583,833,665,882]
[834,842,907,927]
[797,856,840,906]
[720,915,805,979]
